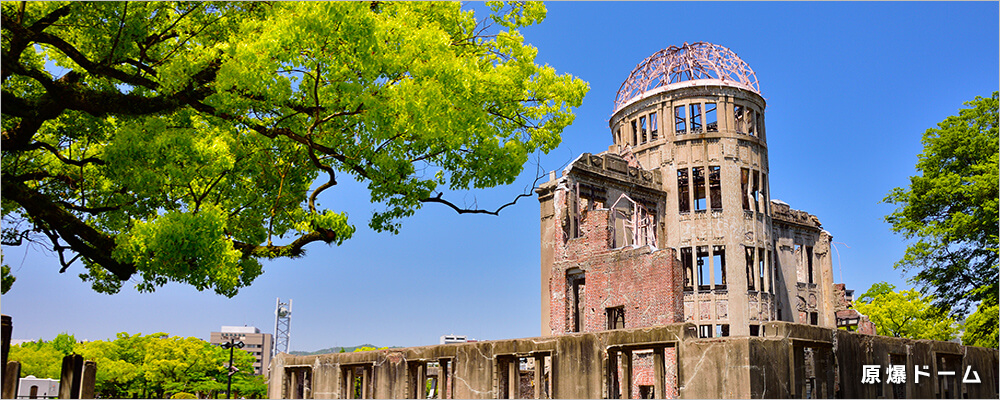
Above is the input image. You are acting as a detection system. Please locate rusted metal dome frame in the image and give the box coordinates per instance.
[614,42,760,111]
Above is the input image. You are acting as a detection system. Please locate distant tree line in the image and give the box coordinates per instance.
[9,332,267,398]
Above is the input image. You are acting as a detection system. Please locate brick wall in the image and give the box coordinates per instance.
[550,207,683,335]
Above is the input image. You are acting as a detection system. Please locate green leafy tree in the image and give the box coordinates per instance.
[1,2,588,296]
[1,261,14,294]
[884,91,998,346]
[8,339,64,379]
[854,282,958,341]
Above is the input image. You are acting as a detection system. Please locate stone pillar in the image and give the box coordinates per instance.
[607,350,618,399]
[361,367,370,399]
[440,359,451,400]
[653,348,665,400]
[80,361,96,399]
[59,354,83,399]
[2,361,20,399]
[506,360,517,400]
[1,315,10,383]
[343,367,353,399]
[621,350,633,400]
[417,363,427,400]
[533,355,544,400]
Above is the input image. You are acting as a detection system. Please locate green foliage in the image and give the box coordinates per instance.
[961,298,999,348]
[854,282,958,341]
[883,92,999,322]
[1,260,14,294]
[9,339,65,379]
[1,2,588,297]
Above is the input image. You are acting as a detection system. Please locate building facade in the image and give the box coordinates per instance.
[540,42,839,339]
[210,326,274,378]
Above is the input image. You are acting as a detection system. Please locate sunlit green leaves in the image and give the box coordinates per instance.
[3,1,587,297]
[883,92,998,341]
[854,282,958,341]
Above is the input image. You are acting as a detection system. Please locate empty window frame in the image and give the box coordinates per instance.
[706,103,718,132]
[715,324,730,337]
[677,169,690,213]
[712,245,726,288]
[568,270,586,332]
[697,246,710,290]
[692,167,706,211]
[733,104,745,134]
[698,325,711,338]
[690,104,703,133]
[749,325,760,337]
[681,247,694,291]
[806,246,814,285]
[616,128,622,145]
[752,171,760,213]
[768,250,774,294]
[756,111,764,138]
[649,112,658,140]
[746,246,756,291]
[758,248,766,293]
[747,109,756,136]
[674,105,686,134]
[631,120,638,145]
[809,312,818,326]
[741,168,751,211]
[606,306,625,330]
[639,115,648,143]
[794,244,804,283]
[760,174,769,215]
[709,166,722,211]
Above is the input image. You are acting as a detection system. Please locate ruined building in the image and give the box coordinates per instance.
[269,43,998,399]
[539,42,838,339]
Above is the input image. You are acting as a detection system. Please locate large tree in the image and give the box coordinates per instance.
[1,2,588,296]
[854,282,957,341]
[883,92,998,346]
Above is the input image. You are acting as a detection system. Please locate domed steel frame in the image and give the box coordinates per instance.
[614,42,760,111]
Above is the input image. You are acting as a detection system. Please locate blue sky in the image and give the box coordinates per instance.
[2,2,997,351]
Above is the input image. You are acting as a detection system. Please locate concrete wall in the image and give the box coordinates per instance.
[270,322,998,399]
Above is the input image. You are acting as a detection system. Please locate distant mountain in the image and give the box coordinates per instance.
[289,344,393,356]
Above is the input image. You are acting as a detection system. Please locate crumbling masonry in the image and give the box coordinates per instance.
[269,42,998,399]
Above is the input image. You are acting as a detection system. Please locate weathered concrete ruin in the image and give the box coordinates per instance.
[269,42,999,398]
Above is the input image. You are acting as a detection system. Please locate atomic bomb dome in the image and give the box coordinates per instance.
[614,42,760,111]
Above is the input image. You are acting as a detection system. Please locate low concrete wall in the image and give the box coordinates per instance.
[270,322,998,399]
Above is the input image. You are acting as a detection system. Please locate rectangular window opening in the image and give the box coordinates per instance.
[746,246,756,291]
[747,109,756,136]
[568,271,586,333]
[715,324,730,337]
[741,168,751,211]
[733,104,745,134]
[712,245,726,288]
[674,105,686,134]
[706,103,718,132]
[698,325,711,338]
[752,172,760,213]
[649,112,658,140]
[639,115,648,144]
[759,248,766,293]
[631,120,638,145]
[606,306,625,330]
[806,246,814,285]
[749,325,760,337]
[677,168,690,213]
[809,312,818,326]
[690,104,703,133]
[697,246,710,290]
[761,175,769,215]
[709,166,722,211]
[693,167,706,212]
[681,247,693,291]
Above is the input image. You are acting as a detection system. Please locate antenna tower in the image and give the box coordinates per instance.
[273,298,292,357]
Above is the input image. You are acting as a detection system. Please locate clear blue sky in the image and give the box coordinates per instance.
[2,2,997,351]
